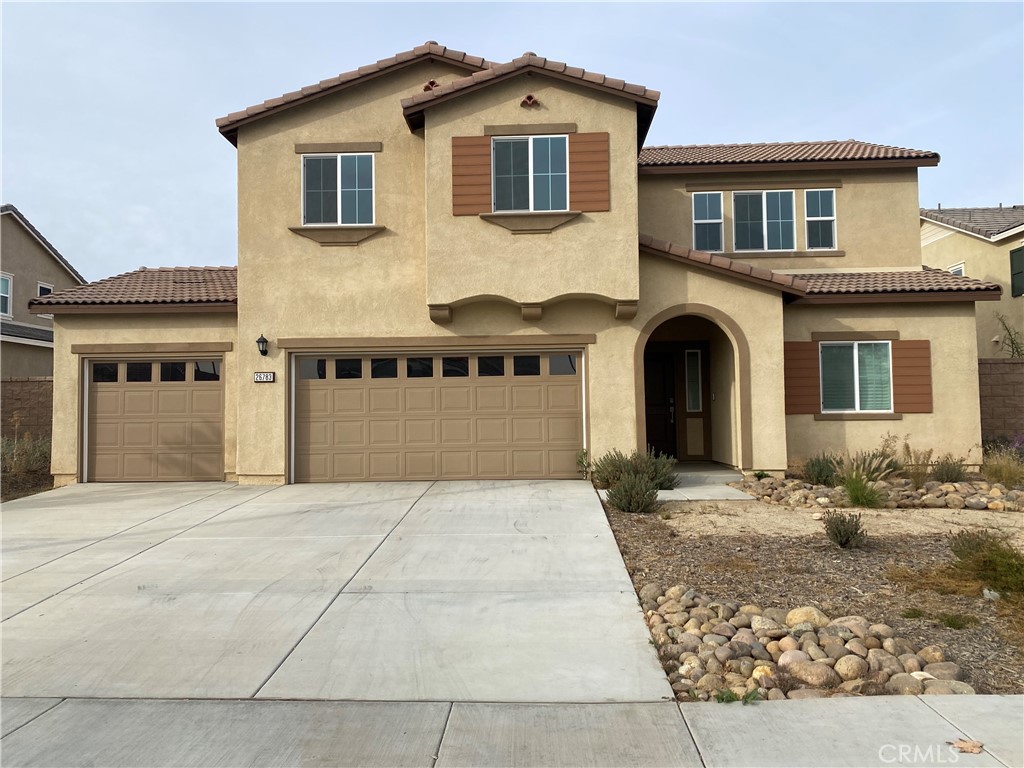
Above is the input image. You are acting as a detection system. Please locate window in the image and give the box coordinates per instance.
[1011,247,1024,298]
[300,358,327,380]
[442,357,469,377]
[805,190,836,250]
[160,362,187,382]
[92,363,118,383]
[371,358,397,379]
[492,136,567,212]
[335,359,362,379]
[549,354,578,376]
[194,361,220,381]
[692,193,723,252]
[302,154,374,225]
[947,262,965,277]
[126,362,153,382]
[685,350,702,412]
[513,355,541,376]
[478,356,505,377]
[407,357,434,378]
[820,341,892,412]
[0,274,11,317]
[734,191,794,251]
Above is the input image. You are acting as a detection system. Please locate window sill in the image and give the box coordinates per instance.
[289,225,386,246]
[814,412,902,421]
[479,211,582,234]
[732,250,845,259]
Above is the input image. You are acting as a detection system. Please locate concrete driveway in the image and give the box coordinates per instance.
[1,480,669,703]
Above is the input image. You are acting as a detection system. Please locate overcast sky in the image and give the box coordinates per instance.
[3,2,1022,282]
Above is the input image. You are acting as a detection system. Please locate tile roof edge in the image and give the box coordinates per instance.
[919,209,1024,240]
[1,204,87,284]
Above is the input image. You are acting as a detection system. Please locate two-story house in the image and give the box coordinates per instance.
[920,205,1024,357]
[1,204,86,377]
[31,43,1001,485]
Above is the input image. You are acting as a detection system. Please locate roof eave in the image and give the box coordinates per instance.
[639,157,940,175]
[792,289,1002,305]
[30,302,238,315]
[920,215,1024,243]
[0,206,87,284]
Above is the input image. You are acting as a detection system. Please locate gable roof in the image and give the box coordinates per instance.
[402,52,659,145]
[29,266,237,314]
[638,140,939,174]
[920,206,1024,241]
[1,204,86,284]
[216,42,492,145]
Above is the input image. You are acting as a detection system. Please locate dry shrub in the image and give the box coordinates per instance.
[983,448,1024,489]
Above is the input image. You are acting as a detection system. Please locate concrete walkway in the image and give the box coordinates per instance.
[3,482,1022,766]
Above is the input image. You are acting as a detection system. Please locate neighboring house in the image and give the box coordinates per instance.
[1,204,86,376]
[920,206,1024,357]
[30,43,1001,486]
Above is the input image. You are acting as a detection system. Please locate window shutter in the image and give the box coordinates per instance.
[568,132,610,212]
[892,340,932,413]
[452,136,492,216]
[1011,246,1024,297]
[783,341,820,414]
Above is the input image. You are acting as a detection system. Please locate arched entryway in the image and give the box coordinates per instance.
[637,311,745,468]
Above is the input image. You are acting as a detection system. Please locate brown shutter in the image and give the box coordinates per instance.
[452,136,492,216]
[892,340,933,413]
[784,341,821,414]
[568,132,610,212]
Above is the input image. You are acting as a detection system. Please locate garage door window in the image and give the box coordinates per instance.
[513,355,541,376]
[549,354,578,375]
[300,359,327,379]
[92,362,118,383]
[371,358,398,378]
[335,359,362,379]
[194,361,220,381]
[407,357,433,378]
[126,362,153,382]
[161,362,186,382]
[478,356,505,377]
[443,356,469,377]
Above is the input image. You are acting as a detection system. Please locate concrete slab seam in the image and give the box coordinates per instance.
[1,484,241,584]
[1,486,280,623]
[0,698,66,740]
[429,701,455,767]
[675,703,709,768]
[916,696,1007,768]
[251,481,438,698]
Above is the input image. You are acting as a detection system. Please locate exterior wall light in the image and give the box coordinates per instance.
[256,334,269,356]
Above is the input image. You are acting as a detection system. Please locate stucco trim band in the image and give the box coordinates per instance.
[814,413,904,421]
[736,250,845,259]
[294,142,383,154]
[483,123,577,135]
[289,226,386,246]
[71,342,233,354]
[479,211,582,233]
[685,179,844,192]
[277,334,596,351]
[811,331,900,341]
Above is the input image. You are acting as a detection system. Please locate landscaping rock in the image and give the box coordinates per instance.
[778,650,811,669]
[834,655,869,681]
[917,645,945,664]
[786,660,841,688]
[787,688,829,700]
[885,673,924,695]
[786,606,830,628]
[867,649,905,676]
[924,662,965,681]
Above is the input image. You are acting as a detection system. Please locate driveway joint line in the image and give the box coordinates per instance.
[250,481,438,698]
[429,701,454,767]
[915,696,1001,765]
[0,697,66,741]
[675,702,709,768]
[1,484,241,583]
[1,486,279,623]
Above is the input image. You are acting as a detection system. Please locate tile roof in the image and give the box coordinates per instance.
[216,42,492,143]
[29,266,238,310]
[800,268,1001,297]
[1,321,53,343]
[920,206,1024,240]
[638,234,808,295]
[638,140,939,169]
[1,204,86,284]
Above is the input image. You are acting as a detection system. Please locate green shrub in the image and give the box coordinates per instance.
[592,448,677,490]
[592,449,630,489]
[949,529,1024,595]
[606,472,659,514]
[753,470,770,480]
[575,449,591,480]
[844,450,898,482]
[822,510,868,548]
[840,471,882,509]
[1,434,51,475]
[932,453,968,483]
[937,613,978,630]
[901,608,925,619]
[804,453,839,486]
[982,447,1024,488]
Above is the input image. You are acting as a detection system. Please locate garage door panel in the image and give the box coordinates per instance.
[190,453,224,480]
[90,453,120,480]
[294,351,582,481]
[191,390,222,415]
[123,453,157,480]
[121,421,154,448]
[123,390,156,416]
[93,390,122,417]
[92,423,120,449]
[156,453,189,480]
[191,422,223,448]
[155,422,186,448]
[157,390,189,416]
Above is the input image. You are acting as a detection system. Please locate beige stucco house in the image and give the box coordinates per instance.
[31,43,1002,486]
[2,204,85,377]
[920,206,1024,357]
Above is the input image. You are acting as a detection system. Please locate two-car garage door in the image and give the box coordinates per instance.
[294,350,584,481]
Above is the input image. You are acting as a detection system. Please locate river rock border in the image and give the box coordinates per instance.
[731,477,1021,511]
[642,584,975,702]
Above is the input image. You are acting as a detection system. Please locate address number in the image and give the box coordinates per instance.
[253,372,276,383]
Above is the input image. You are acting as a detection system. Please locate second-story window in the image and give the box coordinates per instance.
[806,189,836,249]
[302,154,374,225]
[0,274,11,317]
[692,192,723,252]
[734,191,795,251]
[492,135,568,212]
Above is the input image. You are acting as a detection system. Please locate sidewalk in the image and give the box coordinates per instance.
[2,695,1021,767]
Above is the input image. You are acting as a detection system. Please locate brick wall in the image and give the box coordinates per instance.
[1,377,54,441]
[978,359,1024,440]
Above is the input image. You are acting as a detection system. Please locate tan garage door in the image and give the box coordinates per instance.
[294,351,583,481]
[87,360,224,481]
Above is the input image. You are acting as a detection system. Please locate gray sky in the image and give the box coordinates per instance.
[3,2,1022,282]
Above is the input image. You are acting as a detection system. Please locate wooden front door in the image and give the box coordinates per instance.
[644,343,711,461]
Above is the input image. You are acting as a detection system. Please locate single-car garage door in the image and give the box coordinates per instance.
[294,351,583,481]
[87,359,224,481]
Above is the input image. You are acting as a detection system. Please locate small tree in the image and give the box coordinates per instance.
[996,313,1024,358]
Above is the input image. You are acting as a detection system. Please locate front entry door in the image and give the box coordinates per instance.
[644,343,711,461]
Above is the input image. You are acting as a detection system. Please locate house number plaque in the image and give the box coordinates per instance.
[253,372,276,383]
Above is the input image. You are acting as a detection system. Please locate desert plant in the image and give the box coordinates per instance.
[949,529,1024,595]
[803,452,840,486]
[932,453,968,483]
[606,471,659,514]
[843,450,898,482]
[0,433,51,476]
[901,440,933,489]
[591,449,630,489]
[822,510,869,547]
[575,449,591,480]
[753,470,770,480]
[996,313,1024,358]
[982,447,1024,488]
[631,447,679,490]
[901,608,926,619]
[839,471,882,509]
[937,613,979,630]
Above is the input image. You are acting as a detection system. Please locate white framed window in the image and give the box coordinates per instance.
[805,189,836,250]
[302,153,374,225]
[947,262,965,277]
[0,273,11,317]
[692,193,723,252]
[492,135,568,212]
[36,282,54,319]
[733,190,795,251]
[820,341,893,413]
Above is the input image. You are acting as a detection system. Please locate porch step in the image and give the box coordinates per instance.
[672,462,742,487]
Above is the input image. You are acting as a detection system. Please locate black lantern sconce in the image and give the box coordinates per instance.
[256,334,269,356]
